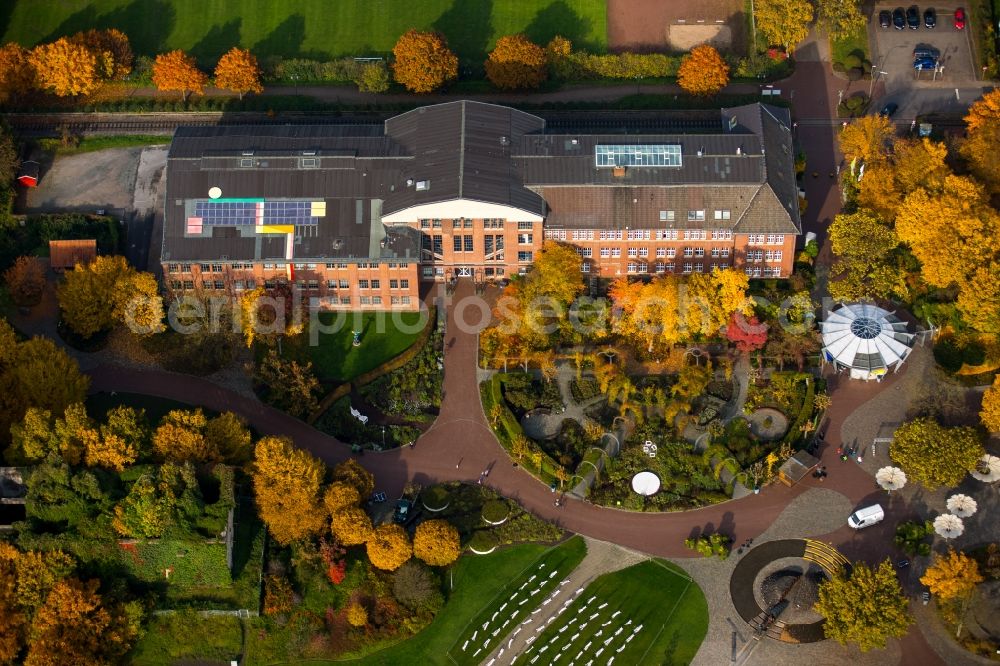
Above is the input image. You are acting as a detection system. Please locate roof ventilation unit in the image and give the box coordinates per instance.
[612,166,626,178]
[208,186,222,199]
[406,179,414,187]
[415,180,430,191]
[696,148,703,157]
[736,146,742,156]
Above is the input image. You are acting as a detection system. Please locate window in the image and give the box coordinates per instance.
[545,229,567,240]
[339,279,349,289]
[246,279,256,289]
[306,263,316,269]
[391,296,401,305]
[308,280,319,290]
[420,219,430,229]
[199,264,211,272]
[655,262,665,273]
[422,267,434,278]
[327,280,337,288]
[638,248,648,258]
[518,251,533,263]
[611,248,621,258]
[687,210,705,222]
[600,248,611,258]
[211,264,223,272]
[667,248,676,258]
[684,229,706,240]
[180,264,192,273]
[659,210,675,222]
[233,280,244,291]
[721,248,730,258]
[694,248,704,258]
[168,264,179,273]
[571,229,594,241]
[453,236,463,252]
[578,248,592,258]
[398,263,408,269]
[432,219,442,228]
[401,296,411,305]
[518,233,533,245]
[665,263,675,272]
[599,230,623,241]
[694,263,703,273]
[595,144,682,167]
[581,263,590,273]
[358,279,369,289]
[628,248,638,258]
[638,263,647,273]
[390,279,398,289]
[370,279,380,289]
[484,219,504,229]
[711,248,720,258]
[767,234,785,244]
[463,219,473,228]
[683,263,692,274]
[747,234,765,245]
[433,236,443,254]
[464,235,474,252]
[372,296,382,305]
[294,263,306,270]
[656,229,678,240]
[713,210,731,221]
[213,281,224,290]
[182,280,194,289]
[517,221,533,230]
[683,247,693,258]
[360,296,371,305]
[656,248,666,258]
[169,280,181,289]
[340,296,351,305]
[627,229,650,240]
[627,262,637,273]
[400,279,409,289]
[711,229,733,241]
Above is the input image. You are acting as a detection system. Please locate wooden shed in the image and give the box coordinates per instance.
[777,450,820,487]
[49,239,97,271]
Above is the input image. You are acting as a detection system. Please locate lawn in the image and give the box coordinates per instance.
[285,310,428,383]
[38,135,168,155]
[520,559,709,666]
[129,612,243,665]
[447,536,587,666]
[0,0,607,65]
[830,23,870,72]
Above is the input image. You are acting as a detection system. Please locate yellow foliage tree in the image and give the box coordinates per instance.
[214,47,263,100]
[152,50,207,101]
[331,506,373,546]
[827,210,906,301]
[980,376,1000,432]
[485,34,548,90]
[152,409,212,463]
[755,0,814,52]
[204,411,253,464]
[346,601,368,627]
[815,560,912,651]
[324,481,361,514]
[29,38,100,96]
[71,29,133,81]
[961,88,1000,192]
[391,30,458,93]
[920,548,984,600]
[609,276,682,354]
[252,436,327,545]
[366,523,413,571]
[0,42,36,100]
[957,262,1000,334]
[890,417,985,489]
[839,114,895,164]
[332,458,375,499]
[84,431,137,472]
[58,256,164,339]
[412,519,461,567]
[677,45,729,97]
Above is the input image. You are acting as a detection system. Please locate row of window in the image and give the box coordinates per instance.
[745,250,784,262]
[167,262,410,273]
[417,219,533,230]
[613,261,732,274]
[586,247,733,259]
[746,234,786,245]
[745,266,783,277]
[419,267,508,278]
[169,278,409,291]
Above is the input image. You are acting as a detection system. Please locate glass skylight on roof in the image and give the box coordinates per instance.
[595,144,682,168]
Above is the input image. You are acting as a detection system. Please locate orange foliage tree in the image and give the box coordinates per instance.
[324,481,361,514]
[29,38,100,97]
[366,523,413,571]
[214,47,263,99]
[251,436,328,545]
[677,45,729,97]
[3,256,46,307]
[391,30,458,93]
[152,50,207,101]
[485,34,548,90]
[331,506,373,546]
[331,458,375,498]
[961,88,1000,192]
[412,519,461,566]
[71,29,133,81]
[0,43,36,100]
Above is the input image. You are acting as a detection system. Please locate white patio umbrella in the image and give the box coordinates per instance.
[946,494,978,518]
[933,514,965,540]
[875,466,907,492]
[970,454,1000,483]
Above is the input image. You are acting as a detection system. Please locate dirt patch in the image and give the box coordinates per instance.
[607,0,746,54]
[24,147,145,214]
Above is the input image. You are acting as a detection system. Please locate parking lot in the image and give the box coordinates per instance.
[871,3,979,88]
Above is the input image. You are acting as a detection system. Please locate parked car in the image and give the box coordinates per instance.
[879,10,892,28]
[848,504,885,529]
[913,46,941,59]
[893,7,906,29]
[907,5,920,29]
[880,102,899,117]
[924,7,936,27]
[913,56,938,70]
[954,7,966,29]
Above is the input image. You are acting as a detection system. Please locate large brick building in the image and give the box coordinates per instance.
[162,101,800,310]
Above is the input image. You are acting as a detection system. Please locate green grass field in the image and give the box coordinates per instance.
[130,612,243,665]
[284,310,427,383]
[520,559,708,666]
[0,0,607,66]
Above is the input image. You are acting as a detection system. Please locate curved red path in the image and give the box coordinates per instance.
[88,280,943,664]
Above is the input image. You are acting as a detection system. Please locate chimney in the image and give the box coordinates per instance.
[613,166,626,178]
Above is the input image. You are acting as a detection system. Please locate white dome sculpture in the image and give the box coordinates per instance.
[631,471,661,496]
[821,303,915,381]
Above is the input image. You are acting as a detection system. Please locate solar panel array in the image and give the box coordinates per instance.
[595,144,683,168]
[263,201,319,225]
[193,200,322,227]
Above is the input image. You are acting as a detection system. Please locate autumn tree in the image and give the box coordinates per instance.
[981,376,1000,432]
[726,312,768,353]
[920,549,984,600]
[610,276,682,354]
[25,577,139,666]
[204,411,253,464]
[252,436,327,545]
[815,560,912,652]
[366,523,413,571]
[412,519,461,567]
[839,114,895,164]
[355,61,390,93]
[346,601,368,627]
[152,50,207,101]
[816,0,867,41]
[827,210,906,301]
[0,130,19,186]
[331,506,373,546]
[332,458,375,498]
[485,34,548,90]
[71,29,133,81]
[0,42,35,101]
[671,361,714,401]
[58,256,164,338]
[253,350,320,418]
[961,88,1000,192]
[391,30,458,93]
[29,38,100,96]
[857,138,949,220]
[890,417,985,489]
[957,262,1000,334]
[112,473,175,538]
[392,560,444,612]
[683,268,753,337]
[0,548,27,661]
[324,481,361,514]
[0,542,75,616]
[152,409,211,463]
[4,256,46,307]
[214,47,263,100]
[677,45,729,97]
[755,0,814,52]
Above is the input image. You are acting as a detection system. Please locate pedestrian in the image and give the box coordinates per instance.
[483,467,490,478]
[856,455,863,464]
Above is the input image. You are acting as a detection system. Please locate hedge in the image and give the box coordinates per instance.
[781,373,816,447]
[480,374,562,485]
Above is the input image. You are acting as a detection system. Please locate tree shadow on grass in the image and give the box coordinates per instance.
[42,0,176,56]
[188,19,242,68]
[0,2,15,43]
[524,0,593,51]
[433,0,493,64]
[252,14,329,61]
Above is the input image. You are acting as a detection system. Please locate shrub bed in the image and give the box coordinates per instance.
[468,530,499,555]
[481,499,510,525]
[422,485,451,512]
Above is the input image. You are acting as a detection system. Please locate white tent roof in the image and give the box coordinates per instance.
[821,303,914,372]
[631,471,661,496]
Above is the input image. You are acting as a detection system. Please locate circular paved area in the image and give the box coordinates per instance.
[748,408,790,441]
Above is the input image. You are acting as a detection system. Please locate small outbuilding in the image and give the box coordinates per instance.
[777,450,820,487]
[821,303,915,381]
[16,160,40,187]
[49,239,97,271]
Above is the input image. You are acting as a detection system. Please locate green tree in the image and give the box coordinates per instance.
[355,61,390,93]
[890,417,985,489]
[392,560,444,612]
[100,406,150,461]
[204,412,253,464]
[111,473,175,538]
[816,560,912,651]
[755,0,814,52]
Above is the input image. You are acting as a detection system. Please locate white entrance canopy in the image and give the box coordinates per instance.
[821,303,915,381]
[631,471,661,496]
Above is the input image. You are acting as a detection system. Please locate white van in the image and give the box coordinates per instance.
[847,504,885,529]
